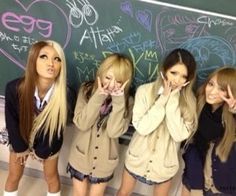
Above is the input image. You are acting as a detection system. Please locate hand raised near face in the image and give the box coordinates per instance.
[97,77,110,96]
[219,84,236,113]
[110,80,129,96]
[171,81,190,94]
[160,72,172,96]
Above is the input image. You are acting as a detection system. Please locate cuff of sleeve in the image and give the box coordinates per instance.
[155,94,169,106]
[229,107,236,114]
[166,91,180,109]
[111,95,125,104]
[91,90,107,104]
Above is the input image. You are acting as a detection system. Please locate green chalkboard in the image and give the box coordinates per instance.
[1,0,236,96]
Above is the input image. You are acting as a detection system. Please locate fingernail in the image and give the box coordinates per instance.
[160,72,164,79]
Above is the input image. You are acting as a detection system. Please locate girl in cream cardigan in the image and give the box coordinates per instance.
[117,48,198,196]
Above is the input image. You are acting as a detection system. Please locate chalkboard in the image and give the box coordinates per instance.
[1,0,236,96]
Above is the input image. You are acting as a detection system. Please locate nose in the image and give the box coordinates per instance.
[48,58,54,66]
[210,86,219,94]
[108,79,115,90]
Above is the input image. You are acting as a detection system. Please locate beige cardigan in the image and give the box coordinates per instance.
[69,86,133,178]
[125,82,195,182]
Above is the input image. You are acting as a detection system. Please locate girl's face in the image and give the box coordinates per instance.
[205,75,227,110]
[36,45,61,82]
[165,63,188,89]
[102,68,122,91]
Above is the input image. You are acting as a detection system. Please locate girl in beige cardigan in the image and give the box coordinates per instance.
[68,53,134,196]
[117,48,198,196]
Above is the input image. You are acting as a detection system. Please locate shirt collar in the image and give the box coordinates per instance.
[34,84,55,109]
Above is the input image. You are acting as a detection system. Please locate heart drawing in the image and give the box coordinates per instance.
[0,0,71,69]
[136,9,152,32]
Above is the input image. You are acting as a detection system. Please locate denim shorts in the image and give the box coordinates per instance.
[67,163,113,184]
[125,165,170,186]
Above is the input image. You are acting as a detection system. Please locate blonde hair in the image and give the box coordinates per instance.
[94,53,133,96]
[19,40,67,145]
[197,66,236,162]
[82,53,134,115]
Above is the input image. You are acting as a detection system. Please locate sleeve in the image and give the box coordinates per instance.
[105,96,134,138]
[165,91,195,142]
[33,131,63,159]
[132,85,169,136]
[5,81,28,152]
[73,86,107,132]
[66,84,76,124]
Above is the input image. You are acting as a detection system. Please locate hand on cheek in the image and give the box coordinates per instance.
[160,73,171,96]
[110,80,129,96]
[97,77,110,96]
[219,85,236,113]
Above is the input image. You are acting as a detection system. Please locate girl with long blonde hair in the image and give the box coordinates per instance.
[182,67,236,196]
[4,40,67,196]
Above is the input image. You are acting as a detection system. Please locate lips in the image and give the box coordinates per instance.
[207,95,217,100]
[47,68,55,74]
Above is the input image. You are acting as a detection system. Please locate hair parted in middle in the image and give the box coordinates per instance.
[18,40,67,145]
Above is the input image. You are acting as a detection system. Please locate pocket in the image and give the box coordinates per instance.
[108,139,118,160]
[100,157,119,174]
[163,143,178,168]
[127,149,140,159]
[128,135,147,157]
[75,145,86,156]
[108,157,118,164]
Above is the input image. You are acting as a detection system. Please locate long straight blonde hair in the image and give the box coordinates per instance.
[197,67,236,162]
[19,40,67,145]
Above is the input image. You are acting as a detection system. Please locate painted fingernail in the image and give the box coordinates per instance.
[160,72,164,79]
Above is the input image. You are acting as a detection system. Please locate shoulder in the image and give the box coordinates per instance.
[78,81,94,95]
[6,78,21,89]
[5,78,22,96]
[136,82,155,94]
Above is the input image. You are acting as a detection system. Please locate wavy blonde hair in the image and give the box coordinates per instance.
[19,40,67,145]
[197,66,236,162]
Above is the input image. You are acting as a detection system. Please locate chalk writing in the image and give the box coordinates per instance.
[0,31,37,53]
[107,32,156,53]
[181,36,235,83]
[79,26,123,49]
[1,12,52,37]
[155,8,208,53]
[197,16,234,28]
[66,0,98,28]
